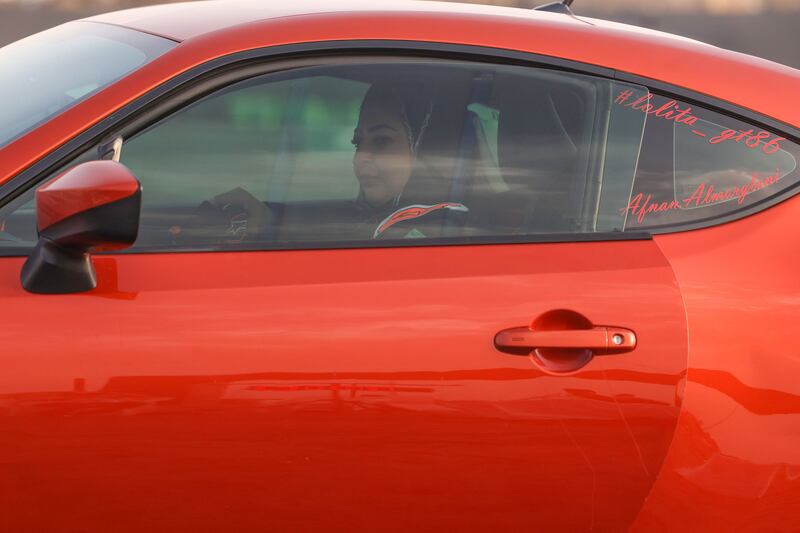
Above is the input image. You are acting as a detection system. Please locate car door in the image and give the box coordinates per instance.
[0,54,688,532]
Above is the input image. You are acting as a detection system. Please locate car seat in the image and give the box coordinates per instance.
[476,79,581,235]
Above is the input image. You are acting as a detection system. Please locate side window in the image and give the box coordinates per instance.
[121,72,369,246]
[611,89,800,230]
[117,60,648,249]
[3,56,796,256]
[124,75,367,208]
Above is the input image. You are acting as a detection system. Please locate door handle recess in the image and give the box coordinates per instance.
[494,327,636,355]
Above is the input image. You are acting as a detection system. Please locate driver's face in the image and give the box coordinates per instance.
[352,97,412,207]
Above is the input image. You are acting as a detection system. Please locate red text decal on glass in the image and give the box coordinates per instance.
[620,168,782,224]
[614,90,784,155]
[615,90,699,125]
[708,129,785,155]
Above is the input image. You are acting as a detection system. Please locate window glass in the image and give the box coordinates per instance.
[125,75,366,209]
[0,21,175,149]
[116,61,648,249]
[611,88,800,229]
[11,59,795,254]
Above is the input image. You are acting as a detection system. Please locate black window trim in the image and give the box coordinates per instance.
[1,39,798,256]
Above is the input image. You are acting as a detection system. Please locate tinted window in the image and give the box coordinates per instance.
[612,89,800,230]
[10,59,792,254]
[117,61,646,249]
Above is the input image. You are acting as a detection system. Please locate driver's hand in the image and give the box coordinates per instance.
[211,187,270,240]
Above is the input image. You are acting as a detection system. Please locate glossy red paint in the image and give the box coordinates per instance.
[36,161,139,231]
[0,2,798,531]
[630,191,800,531]
[0,240,687,531]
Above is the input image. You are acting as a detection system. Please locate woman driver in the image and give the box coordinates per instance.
[210,81,467,241]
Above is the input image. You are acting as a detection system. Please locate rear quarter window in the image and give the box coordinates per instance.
[615,89,799,230]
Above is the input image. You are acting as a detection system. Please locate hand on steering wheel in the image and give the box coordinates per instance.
[209,187,270,242]
[170,187,270,245]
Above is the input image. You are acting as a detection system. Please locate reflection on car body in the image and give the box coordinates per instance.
[0,0,799,531]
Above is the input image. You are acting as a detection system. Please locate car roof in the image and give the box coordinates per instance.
[86,0,595,42]
[90,0,708,46]
[86,0,799,85]
[85,0,800,120]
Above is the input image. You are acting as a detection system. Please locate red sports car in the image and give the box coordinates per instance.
[0,1,798,531]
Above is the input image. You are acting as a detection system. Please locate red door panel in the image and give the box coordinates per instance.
[0,239,687,531]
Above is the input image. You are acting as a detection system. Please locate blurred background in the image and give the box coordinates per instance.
[0,0,798,69]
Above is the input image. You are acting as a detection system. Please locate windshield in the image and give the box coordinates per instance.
[0,21,175,149]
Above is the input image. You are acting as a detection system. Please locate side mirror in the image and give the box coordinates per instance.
[21,160,142,294]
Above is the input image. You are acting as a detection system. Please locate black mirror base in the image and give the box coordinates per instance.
[20,239,97,294]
